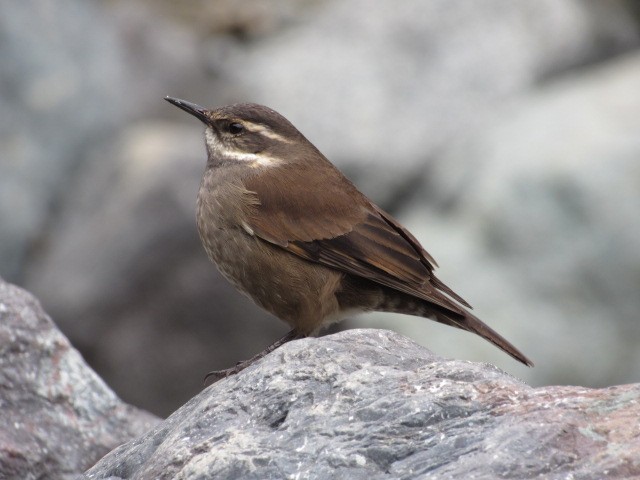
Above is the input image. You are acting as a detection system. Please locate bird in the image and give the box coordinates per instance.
[164,97,533,382]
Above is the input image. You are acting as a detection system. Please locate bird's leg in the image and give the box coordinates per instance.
[204,329,305,385]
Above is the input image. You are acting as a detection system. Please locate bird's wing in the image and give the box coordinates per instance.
[242,162,534,367]
[242,162,470,313]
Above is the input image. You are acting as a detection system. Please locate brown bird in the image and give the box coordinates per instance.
[165,97,533,381]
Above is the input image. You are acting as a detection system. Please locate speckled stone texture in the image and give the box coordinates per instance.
[11,0,640,417]
[0,278,159,480]
[86,329,639,479]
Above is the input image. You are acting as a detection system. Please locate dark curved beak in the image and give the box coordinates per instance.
[165,96,209,124]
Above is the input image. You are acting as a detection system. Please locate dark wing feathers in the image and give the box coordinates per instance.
[288,214,460,312]
[245,161,367,243]
[243,162,465,315]
[372,205,439,268]
[242,162,534,367]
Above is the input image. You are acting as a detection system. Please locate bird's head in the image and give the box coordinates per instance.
[165,97,307,168]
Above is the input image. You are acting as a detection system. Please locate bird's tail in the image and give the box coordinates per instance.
[377,291,533,367]
[436,307,534,367]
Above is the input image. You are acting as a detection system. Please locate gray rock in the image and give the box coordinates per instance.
[85,329,640,479]
[9,0,284,417]
[0,0,129,279]
[367,51,640,389]
[0,277,158,480]
[10,0,640,417]
[23,122,286,417]
[226,0,639,201]
[0,0,226,282]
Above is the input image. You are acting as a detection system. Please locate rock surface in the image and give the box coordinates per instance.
[0,277,159,479]
[86,329,640,480]
[229,0,639,197]
[359,51,640,387]
[0,0,129,279]
[3,0,640,416]
[23,122,285,416]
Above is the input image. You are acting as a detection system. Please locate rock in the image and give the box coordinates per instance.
[225,0,640,201]
[86,329,640,480]
[10,0,640,417]
[366,51,640,389]
[9,0,284,417]
[0,0,130,279]
[0,277,158,479]
[23,122,286,417]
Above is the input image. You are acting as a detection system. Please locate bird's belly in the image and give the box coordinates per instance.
[199,223,343,334]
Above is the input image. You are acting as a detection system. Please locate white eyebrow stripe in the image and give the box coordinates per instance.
[244,122,294,143]
[205,126,281,167]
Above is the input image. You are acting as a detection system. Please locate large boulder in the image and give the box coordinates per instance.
[86,329,640,479]
[0,278,158,479]
[226,0,639,198]
[7,0,640,416]
[369,51,640,387]
[0,0,129,279]
[23,122,285,417]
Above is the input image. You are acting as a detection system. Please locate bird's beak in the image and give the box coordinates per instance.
[165,96,210,124]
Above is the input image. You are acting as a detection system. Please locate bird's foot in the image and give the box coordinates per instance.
[203,329,305,385]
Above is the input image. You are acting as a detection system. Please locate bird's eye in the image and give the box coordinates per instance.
[228,123,244,135]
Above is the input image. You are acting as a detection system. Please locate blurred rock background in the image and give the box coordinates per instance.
[1,0,639,416]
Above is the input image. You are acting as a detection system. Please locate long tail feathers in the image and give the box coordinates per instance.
[437,308,534,367]
[374,283,533,366]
